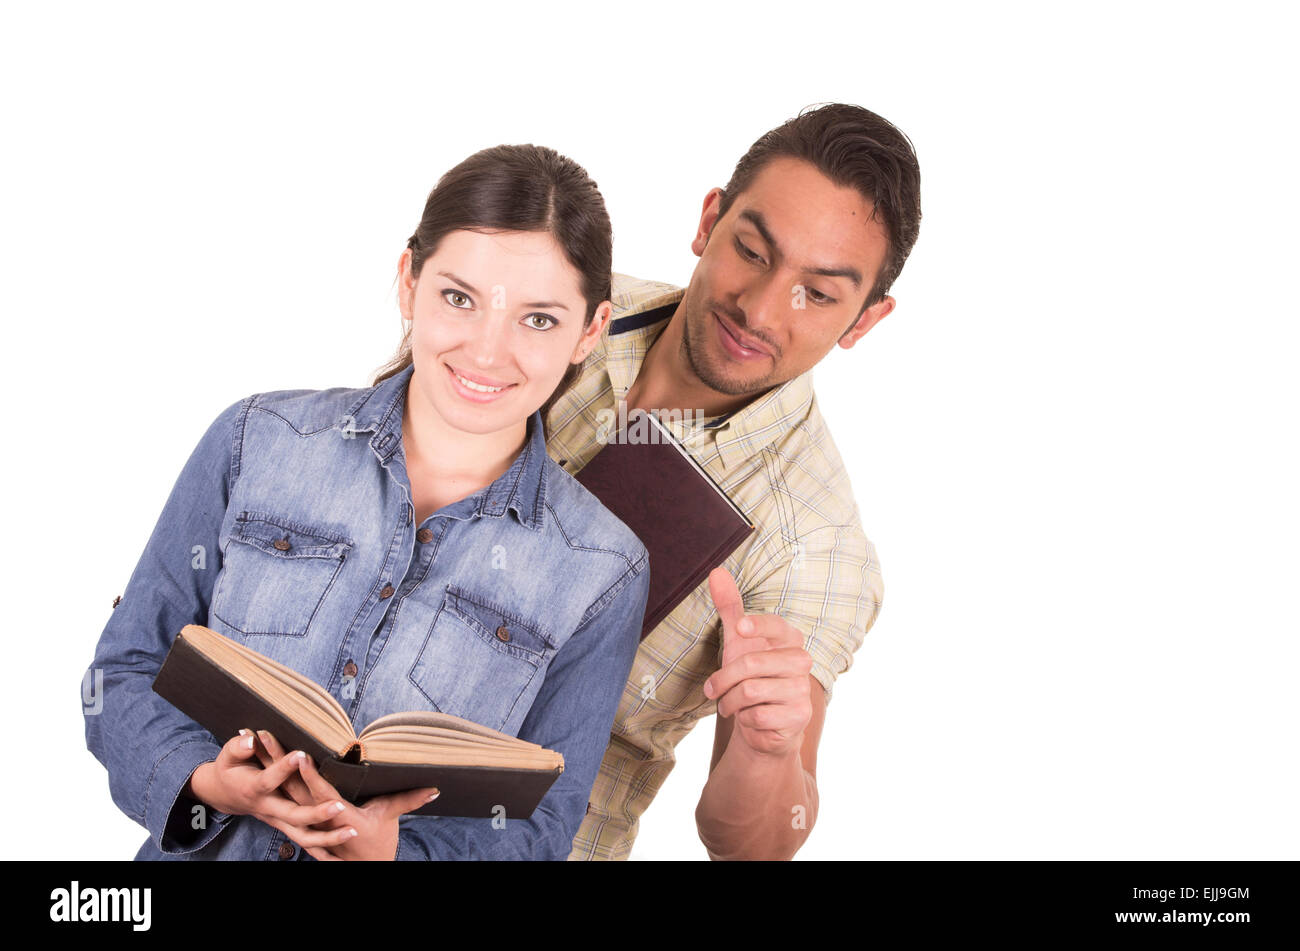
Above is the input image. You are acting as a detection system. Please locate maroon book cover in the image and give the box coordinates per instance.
[574,408,754,639]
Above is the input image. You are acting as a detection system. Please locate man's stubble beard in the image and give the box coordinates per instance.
[681,290,780,399]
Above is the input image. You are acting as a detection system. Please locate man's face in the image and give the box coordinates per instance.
[682,155,895,398]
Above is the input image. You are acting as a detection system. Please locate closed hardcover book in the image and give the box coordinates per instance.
[574,407,755,639]
[152,624,563,818]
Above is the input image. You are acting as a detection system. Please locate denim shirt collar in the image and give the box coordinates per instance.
[336,363,548,532]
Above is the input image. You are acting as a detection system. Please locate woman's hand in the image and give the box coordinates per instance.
[251,729,440,860]
[187,729,358,858]
[249,729,315,806]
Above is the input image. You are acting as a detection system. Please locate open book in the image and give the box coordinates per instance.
[152,624,564,818]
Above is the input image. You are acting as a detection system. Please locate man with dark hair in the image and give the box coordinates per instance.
[545,102,923,859]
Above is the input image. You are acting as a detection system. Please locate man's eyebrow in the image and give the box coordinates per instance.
[737,209,863,290]
[435,271,569,310]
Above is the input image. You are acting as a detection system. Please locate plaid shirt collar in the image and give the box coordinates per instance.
[601,276,816,473]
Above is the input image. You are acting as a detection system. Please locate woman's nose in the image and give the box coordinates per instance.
[465,312,513,368]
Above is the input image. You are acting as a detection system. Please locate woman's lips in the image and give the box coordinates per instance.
[445,363,517,402]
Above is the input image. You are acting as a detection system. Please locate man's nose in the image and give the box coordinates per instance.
[734,270,788,339]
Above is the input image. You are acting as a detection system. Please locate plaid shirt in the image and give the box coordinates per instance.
[545,273,884,860]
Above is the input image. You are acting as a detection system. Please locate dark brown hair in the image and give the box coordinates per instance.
[715,102,922,316]
[372,144,612,439]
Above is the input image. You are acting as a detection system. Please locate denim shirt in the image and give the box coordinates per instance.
[83,363,650,860]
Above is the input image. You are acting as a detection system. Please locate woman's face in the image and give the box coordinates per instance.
[398,229,610,436]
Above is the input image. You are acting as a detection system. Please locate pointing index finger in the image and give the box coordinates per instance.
[708,567,744,646]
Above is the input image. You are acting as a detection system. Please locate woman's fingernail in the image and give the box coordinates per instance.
[348,828,359,838]
[427,790,440,801]
[238,728,250,736]
[293,751,305,763]
[333,801,345,814]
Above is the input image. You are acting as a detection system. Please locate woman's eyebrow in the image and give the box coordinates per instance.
[435,271,569,310]
[437,270,480,294]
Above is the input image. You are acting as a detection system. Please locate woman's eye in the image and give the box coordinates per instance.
[443,290,472,309]
[524,313,557,331]
[734,237,765,266]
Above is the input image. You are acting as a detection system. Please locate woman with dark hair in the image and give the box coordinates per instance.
[83,145,651,860]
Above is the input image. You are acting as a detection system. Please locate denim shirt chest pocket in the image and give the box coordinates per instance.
[409,585,560,732]
[212,512,352,638]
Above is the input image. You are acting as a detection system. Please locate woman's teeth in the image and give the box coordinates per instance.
[455,372,507,393]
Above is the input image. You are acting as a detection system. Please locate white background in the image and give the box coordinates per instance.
[2,1,1296,860]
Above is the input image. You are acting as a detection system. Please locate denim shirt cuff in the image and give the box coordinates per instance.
[394,829,411,861]
[394,824,452,861]
[146,738,231,855]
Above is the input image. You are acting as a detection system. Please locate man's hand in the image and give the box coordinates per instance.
[701,566,815,757]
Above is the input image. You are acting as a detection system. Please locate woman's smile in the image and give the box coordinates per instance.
[444,361,519,402]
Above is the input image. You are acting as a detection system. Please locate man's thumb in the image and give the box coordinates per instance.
[708,567,744,650]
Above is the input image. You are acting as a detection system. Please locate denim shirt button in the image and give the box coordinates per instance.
[379,584,395,599]
[495,625,511,643]
[277,841,296,860]
[273,537,291,551]
[416,528,433,544]
[343,660,358,678]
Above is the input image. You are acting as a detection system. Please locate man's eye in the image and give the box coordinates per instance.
[443,290,472,308]
[734,237,765,266]
[809,289,836,305]
[524,313,557,331]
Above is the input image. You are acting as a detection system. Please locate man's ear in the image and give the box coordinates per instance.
[838,295,895,349]
[690,188,726,257]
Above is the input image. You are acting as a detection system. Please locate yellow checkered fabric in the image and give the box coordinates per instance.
[545,273,884,860]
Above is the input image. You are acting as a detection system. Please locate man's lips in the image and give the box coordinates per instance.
[713,310,770,356]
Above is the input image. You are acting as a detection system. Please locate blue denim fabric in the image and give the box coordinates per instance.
[83,363,649,860]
